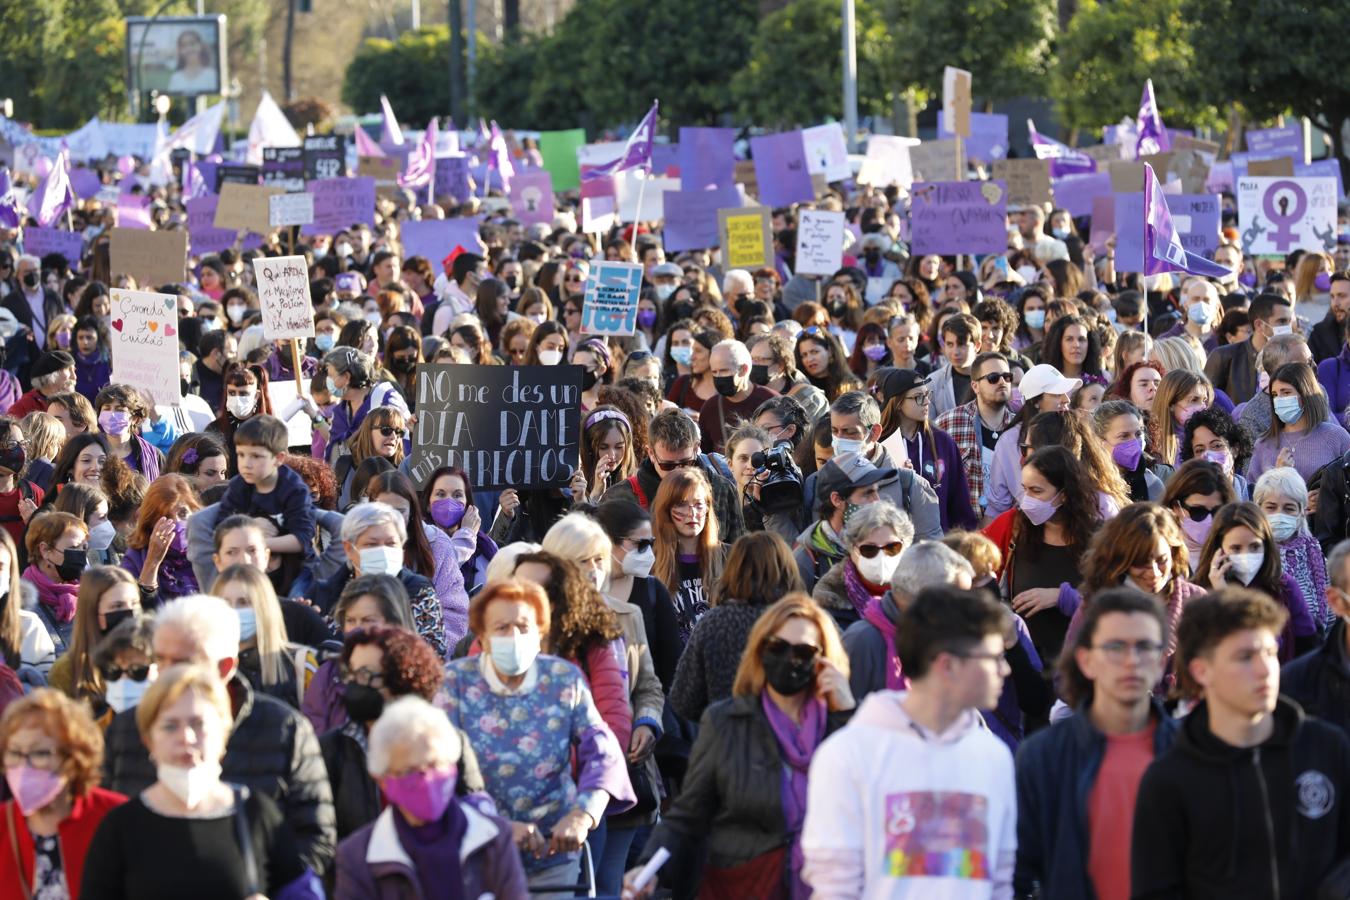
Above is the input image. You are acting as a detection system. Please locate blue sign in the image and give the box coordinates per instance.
[580,262,643,337]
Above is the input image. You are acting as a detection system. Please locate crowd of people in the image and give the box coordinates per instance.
[4,136,1350,900]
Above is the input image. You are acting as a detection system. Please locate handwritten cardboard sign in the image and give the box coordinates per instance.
[909,180,1008,256]
[109,228,188,288]
[795,209,845,276]
[719,207,773,270]
[1248,157,1295,177]
[991,159,1051,207]
[580,262,643,337]
[908,139,964,183]
[268,192,315,228]
[214,183,282,233]
[252,255,315,341]
[109,288,183,404]
[857,135,919,189]
[187,196,264,256]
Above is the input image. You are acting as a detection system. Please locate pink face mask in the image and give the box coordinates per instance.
[5,765,64,816]
[382,766,457,823]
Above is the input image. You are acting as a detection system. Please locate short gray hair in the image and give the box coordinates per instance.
[891,540,974,596]
[831,390,881,430]
[1261,334,1311,376]
[841,500,914,550]
[341,500,408,545]
[367,696,462,777]
[484,541,541,583]
[711,339,750,370]
[1328,540,1350,591]
[1253,466,1309,521]
[156,593,240,664]
[723,269,753,295]
[16,254,39,271]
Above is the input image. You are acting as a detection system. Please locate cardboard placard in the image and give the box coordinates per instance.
[262,147,305,192]
[407,364,584,490]
[267,380,316,448]
[1089,195,1115,253]
[1248,157,1295,177]
[909,180,1008,255]
[268,192,315,228]
[580,262,643,337]
[942,66,973,138]
[358,156,402,199]
[302,177,377,235]
[1170,134,1220,161]
[907,139,964,183]
[1108,160,1148,193]
[508,170,556,227]
[662,186,740,253]
[1245,124,1306,165]
[795,209,845,276]
[718,207,773,269]
[1080,144,1125,164]
[733,159,759,201]
[214,183,282,233]
[991,159,1051,207]
[432,154,474,205]
[187,195,264,256]
[109,288,183,405]
[857,135,919,189]
[750,131,815,207]
[802,123,851,183]
[616,171,676,223]
[109,228,188,288]
[252,255,315,341]
[937,112,1008,165]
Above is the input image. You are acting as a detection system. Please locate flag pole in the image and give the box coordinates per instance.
[630,165,649,243]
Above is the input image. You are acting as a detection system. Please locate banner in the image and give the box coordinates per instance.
[795,209,846,276]
[110,228,187,288]
[1237,176,1338,256]
[252,255,315,341]
[678,127,736,191]
[581,262,643,337]
[802,123,851,183]
[909,181,1007,256]
[109,288,183,404]
[408,364,584,490]
[302,176,376,235]
[1113,193,1223,272]
[719,207,773,270]
[400,217,486,262]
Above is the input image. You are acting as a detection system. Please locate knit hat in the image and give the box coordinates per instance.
[31,350,75,380]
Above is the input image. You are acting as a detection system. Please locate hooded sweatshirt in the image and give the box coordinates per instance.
[1131,696,1350,899]
[802,690,1016,899]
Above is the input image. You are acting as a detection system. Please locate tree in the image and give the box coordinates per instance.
[1051,0,1219,134]
[341,27,452,125]
[0,0,126,127]
[731,0,894,129]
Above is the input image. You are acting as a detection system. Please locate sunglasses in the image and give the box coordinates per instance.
[376,426,407,439]
[979,372,1014,384]
[856,541,905,559]
[763,636,820,665]
[1177,501,1218,522]
[628,537,656,553]
[102,664,153,682]
[627,350,654,363]
[654,457,698,472]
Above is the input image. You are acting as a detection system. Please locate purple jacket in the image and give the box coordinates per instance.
[1317,345,1350,425]
[333,803,527,900]
[74,351,111,405]
[302,658,346,735]
[425,524,469,649]
[0,370,21,415]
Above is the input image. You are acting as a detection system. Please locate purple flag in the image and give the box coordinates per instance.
[1142,163,1228,278]
[582,101,659,183]
[0,169,21,228]
[399,118,438,190]
[1027,120,1096,178]
[1135,80,1170,157]
[354,126,386,158]
[182,161,209,200]
[379,95,404,147]
[29,150,75,227]
[487,122,515,190]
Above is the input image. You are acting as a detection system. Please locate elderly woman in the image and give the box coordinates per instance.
[1255,466,1332,631]
[0,689,126,900]
[439,580,635,896]
[22,511,90,653]
[811,501,915,631]
[334,696,527,898]
[311,501,446,658]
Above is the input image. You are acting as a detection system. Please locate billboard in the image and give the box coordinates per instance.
[125,15,228,96]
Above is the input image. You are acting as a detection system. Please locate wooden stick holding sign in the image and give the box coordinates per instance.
[251,255,316,393]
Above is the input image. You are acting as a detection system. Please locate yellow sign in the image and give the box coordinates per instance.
[719,207,772,269]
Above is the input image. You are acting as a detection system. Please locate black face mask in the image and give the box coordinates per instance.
[21,272,38,290]
[390,357,416,374]
[101,608,135,636]
[864,248,882,262]
[749,364,771,387]
[580,370,599,392]
[829,300,848,317]
[341,682,385,723]
[0,443,25,476]
[504,275,519,289]
[713,374,740,397]
[54,548,86,582]
[762,647,816,696]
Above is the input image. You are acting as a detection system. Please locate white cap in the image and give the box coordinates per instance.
[1019,363,1082,401]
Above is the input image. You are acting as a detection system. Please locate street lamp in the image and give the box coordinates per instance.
[153,92,172,129]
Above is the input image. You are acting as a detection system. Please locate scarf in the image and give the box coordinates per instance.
[842,559,885,619]
[861,596,908,691]
[761,691,826,900]
[22,564,78,623]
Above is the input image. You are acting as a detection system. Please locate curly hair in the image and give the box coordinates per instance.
[99,453,146,526]
[1012,446,1103,554]
[512,551,622,661]
[340,624,443,700]
[0,689,105,797]
[971,298,1019,356]
[1179,407,1254,474]
[284,454,339,511]
[1025,409,1132,511]
[1039,314,1104,379]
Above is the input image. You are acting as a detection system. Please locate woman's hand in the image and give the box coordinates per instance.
[146,516,175,567]
[815,658,855,710]
[569,467,588,501]
[498,489,520,520]
[17,497,37,524]
[460,505,481,535]
[628,724,657,762]
[1208,548,1232,587]
[548,808,593,855]
[511,820,548,858]
[621,868,658,900]
[1276,446,1296,470]
[1011,587,1059,617]
[592,455,617,499]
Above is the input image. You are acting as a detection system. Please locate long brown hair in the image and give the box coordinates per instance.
[1080,503,1190,598]
[350,406,408,469]
[364,471,435,576]
[1011,446,1102,557]
[652,467,725,589]
[731,593,850,707]
[512,551,621,661]
[68,566,139,698]
[128,474,200,551]
[713,531,802,607]
[1194,501,1284,595]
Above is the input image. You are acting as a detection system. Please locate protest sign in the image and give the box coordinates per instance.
[991,159,1051,207]
[538,129,586,191]
[1114,193,1222,272]
[679,127,736,191]
[908,139,964,183]
[942,67,973,137]
[401,217,486,263]
[857,135,918,189]
[262,147,305,192]
[1052,171,1113,218]
[1169,150,1211,194]
[252,255,315,341]
[268,192,314,228]
[116,194,152,230]
[358,157,402,199]
[1108,160,1148,193]
[408,364,584,491]
[719,207,773,269]
[662,186,740,252]
[802,123,851,183]
[214,183,281,233]
[652,143,680,178]
[580,262,643,337]
[909,180,1007,256]
[433,154,473,204]
[1248,157,1294,177]
[1081,144,1125,164]
[303,134,347,181]
[1237,176,1338,256]
[733,160,760,200]
[751,132,814,207]
[617,171,676,223]
[938,112,1008,164]
[302,176,376,235]
[1089,195,1115,253]
[266,380,316,448]
[187,195,263,256]
[110,228,187,287]
[509,170,556,226]
[1246,124,1306,165]
[795,209,846,276]
[214,164,261,191]
[24,227,83,267]
[1296,159,1346,202]
[109,288,183,405]
[582,196,618,234]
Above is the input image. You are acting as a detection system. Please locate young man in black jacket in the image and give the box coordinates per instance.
[1132,588,1350,899]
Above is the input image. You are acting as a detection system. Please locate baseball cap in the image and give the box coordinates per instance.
[1019,363,1082,401]
[817,452,895,500]
[878,368,931,404]
[651,262,683,279]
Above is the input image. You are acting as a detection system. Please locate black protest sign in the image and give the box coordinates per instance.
[408,364,584,491]
[214,163,261,192]
[303,134,347,181]
[262,147,305,192]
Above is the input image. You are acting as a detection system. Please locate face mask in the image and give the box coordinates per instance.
[490,631,541,676]
[749,364,771,386]
[383,767,457,823]
[1316,272,1333,292]
[169,519,189,555]
[1024,309,1046,330]
[326,376,341,396]
[1239,271,1258,288]
[833,436,865,457]
[364,312,383,329]
[55,331,70,350]
[0,443,26,476]
[528,313,547,325]
[430,497,466,529]
[98,410,130,437]
[53,548,85,582]
[581,369,599,392]
[1268,512,1300,542]
[341,682,385,723]
[1019,491,1061,527]
[157,760,222,808]
[1187,302,1213,326]
[670,346,693,367]
[1177,404,1204,426]
[1111,437,1143,471]
[503,274,519,290]
[637,308,660,330]
[863,247,882,262]
[1269,324,1294,337]
[653,285,675,303]
[358,545,404,576]
[855,550,901,586]
[226,304,247,324]
[1051,227,1069,239]
[1227,550,1264,585]
[1017,265,1041,285]
[713,374,740,397]
[828,299,848,317]
[336,242,353,257]
[621,546,655,579]
[862,344,888,362]
[315,333,335,352]
[5,765,64,816]
[1273,395,1303,424]
[390,357,416,375]
[586,567,607,592]
[226,392,256,419]
[1179,513,1212,548]
[761,645,816,696]
[21,272,38,290]
[105,675,152,714]
[236,607,257,642]
[101,607,135,635]
[537,348,563,366]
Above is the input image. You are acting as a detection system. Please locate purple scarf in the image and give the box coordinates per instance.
[21,564,78,623]
[761,691,826,900]
[861,597,908,691]
[842,559,885,619]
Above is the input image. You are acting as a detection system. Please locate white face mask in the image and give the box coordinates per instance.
[621,547,655,579]
[537,349,563,366]
[528,313,547,325]
[105,674,154,714]
[225,305,247,324]
[88,519,117,552]
[490,631,541,676]
[1270,324,1294,337]
[655,284,676,301]
[225,393,256,419]
[157,760,222,808]
[586,567,607,592]
[358,545,404,575]
[1227,550,1265,585]
[1268,513,1300,542]
[855,550,901,586]
[833,436,865,457]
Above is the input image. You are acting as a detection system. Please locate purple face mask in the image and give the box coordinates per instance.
[862,344,888,362]
[430,497,466,530]
[171,519,189,554]
[382,766,457,823]
[1019,491,1061,526]
[636,308,658,329]
[1111,437,1143,471]
[1315,272,1333,293]
[1239,271,1258,288]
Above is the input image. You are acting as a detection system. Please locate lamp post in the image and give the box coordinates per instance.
[842,0,858,152]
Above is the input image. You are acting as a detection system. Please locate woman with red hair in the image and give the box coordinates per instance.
[120,474,201,608]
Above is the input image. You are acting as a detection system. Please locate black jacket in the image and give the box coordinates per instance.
[1131,696,1350,899]
[1313,450,1350,554]
[102,671,337,874]
[1310,308,1344,365]
[601,457,746,545]
[311,563,432,619]
[1283,620,1350,736]
[1,288,64,385]
[638,693,852,898]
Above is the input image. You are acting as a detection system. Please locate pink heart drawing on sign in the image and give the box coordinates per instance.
[165,323,177,337]
[111,319,124,332]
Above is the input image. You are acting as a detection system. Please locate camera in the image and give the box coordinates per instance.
[750,441,803,514]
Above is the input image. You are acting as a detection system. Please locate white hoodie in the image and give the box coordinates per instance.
[801,690,1016,900]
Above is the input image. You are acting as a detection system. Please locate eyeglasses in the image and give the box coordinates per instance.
[953,649,1005,665]
[2,748,59,770]
[627,537,656,553]
[1093,640,1164,663]
[376,426,407,439]
[340,665,386,689]
[904,391,932,405]
[856,541,905,559]
[978,372,1014,385]
[763,636,820,665]
[654,457,698,472]
[672,500,709,515]
[1177,502,1218,522]
[102,664,153,682]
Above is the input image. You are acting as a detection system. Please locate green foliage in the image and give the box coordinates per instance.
[731,0,893,129]
[342,27,452,125]
[0,0,126,127]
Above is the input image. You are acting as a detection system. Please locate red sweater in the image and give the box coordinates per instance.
[0,787,126,900]
[6,389,48,421]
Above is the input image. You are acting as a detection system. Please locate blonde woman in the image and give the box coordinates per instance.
[47,566,140,702]
[45,313,77,354]
[1150,369,1216,466]
[211,564,317,710]
[19,411,64,492]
